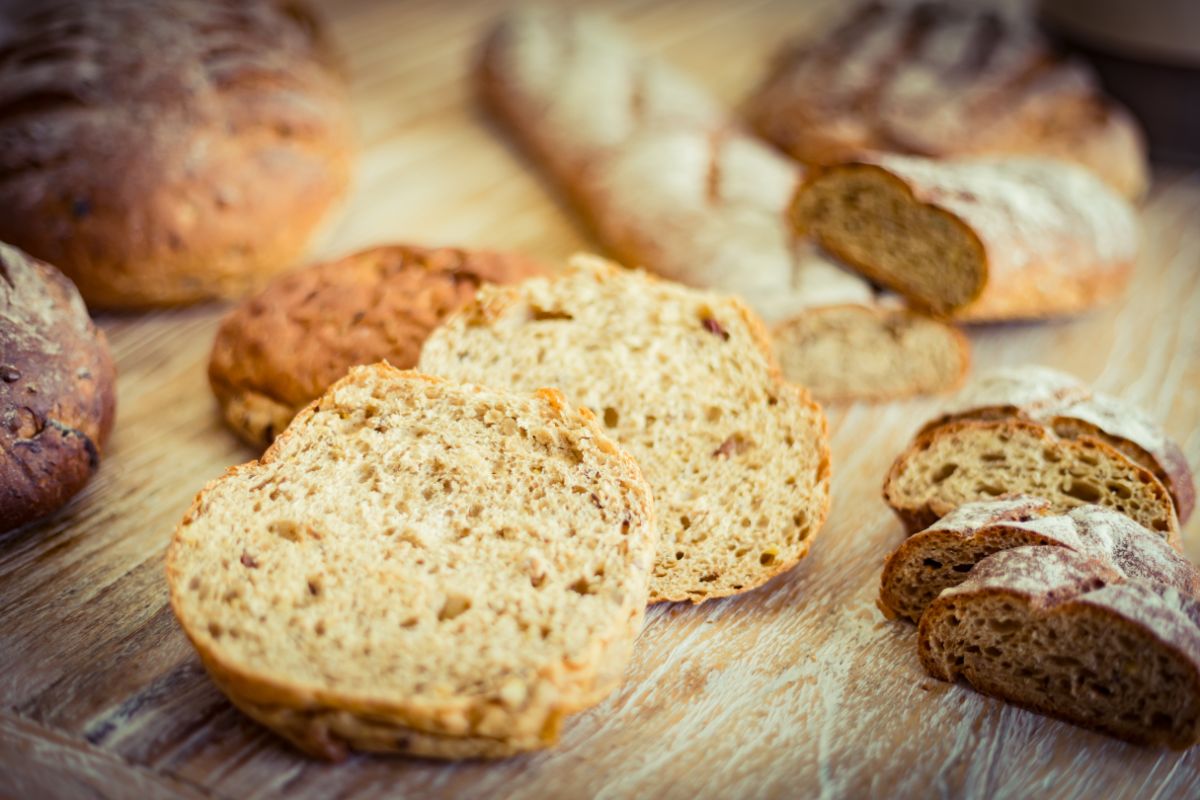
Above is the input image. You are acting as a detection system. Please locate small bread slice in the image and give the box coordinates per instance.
[167,365,658,760]
[419,254,832,604]
[880,497,1200,623]
[791,155,1138,320]
[883,418,1180,543]
[918,546,1200,748]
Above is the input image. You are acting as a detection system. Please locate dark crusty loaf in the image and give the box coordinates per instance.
[0,0,352,308]
[478,8,968,402]
[792,154,1139,321]
[420,254,832,604]
[168,365,658,760]
[924,366,1194,523]
[880,497,1200,623]
[208,245,544,448]
[745,0,1148,198]
[0,242,116,532]
[918,545,1200,748]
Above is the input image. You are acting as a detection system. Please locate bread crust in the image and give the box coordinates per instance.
[0,243,116,532]
[0,0,353,309]
[208,245,544,448]
[745,0,1148,199]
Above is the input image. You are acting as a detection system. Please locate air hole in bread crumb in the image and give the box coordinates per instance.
[759,550,777,566]
[307,576,323,596]
[208,622,222,639]
[699,573,719,583]
[952,564,973,573]
[680,515,691,529]
[1106,481,1133,499]
[706,406,722,423]
[530,306,573,322]
[603,407,619,428]
[978,483,1006,497]
[1064,480,1102,503]
[988,618,1020,634]
[923,558,943,569]
[932,463,957,483]
[315,620,326,636]
[268,520,303,541]
[981,452,1006,462]
[675,551,685,560]
[438,595,471,620]
[569,578,592,595]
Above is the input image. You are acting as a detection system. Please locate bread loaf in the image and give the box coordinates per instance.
[478,8,968,402]
[918,545,1200,748]
[0,0,352,308]
[746,0,1148,198]
[168,365,658,760]
[0,242,116,532]
[880,497,1199,623]
[208,245,544,448]
[419,255,831,604]
[792,154,1139,320]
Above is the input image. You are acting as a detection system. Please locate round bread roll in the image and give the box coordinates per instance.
[0,0,353,309]
[0,243,116,532]
[208,245,545,449]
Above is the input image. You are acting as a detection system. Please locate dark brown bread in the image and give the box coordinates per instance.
[208,245,545,449]
[0,0,352,308]
[0,242,116,531]
[746,0,1148,198]
[919,546,1200,748]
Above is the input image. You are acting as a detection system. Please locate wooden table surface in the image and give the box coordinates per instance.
[2,0,1199,797]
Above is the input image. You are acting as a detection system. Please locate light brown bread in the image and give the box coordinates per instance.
[0,242,116,532]
[883,419,1179,543]
[0,0,352,308]
[925,366,1194,523]
[208,245,544,448]
[419,255,831,604]
[167,365,658,760]
[880,497,1200,623]
[746,0,1148,198]
[918,545,1200,748]
[478,8,967,402]
[792,154,1139,321]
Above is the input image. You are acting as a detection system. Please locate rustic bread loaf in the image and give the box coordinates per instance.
[209,245,544,449]
[478,8,968,402]
[419,255,831,604]
[925,366,1194,523]
[918,545,1200,748]
[167,365,658,760]
[0,243,116,532]
[792,154,1139,321]
[880,497,1200,623]
[745,0,1148,198]
[884,418,1179,542]
[0,0,352,308]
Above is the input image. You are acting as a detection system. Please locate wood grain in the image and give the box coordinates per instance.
[2,0,1198,797]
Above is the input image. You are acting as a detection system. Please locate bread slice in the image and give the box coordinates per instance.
[880,497,1200,623]
[918,545,1200,748]
[883,418,1180,543]
[478,8,968,402]
[925,366,1195,523]
[167,365,659,760]
[418,254,832,604]
[791,155,1138,321]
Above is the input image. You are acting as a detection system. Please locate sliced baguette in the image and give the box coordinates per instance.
[918,546,1200,749]
[419,254,831,604]
[880,497,1200,623]
[167,364,658,760]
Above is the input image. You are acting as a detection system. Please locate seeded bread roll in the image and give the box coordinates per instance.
[208,245,544,448]
[167,365,658,760]
[478,8,968,402]
[0,0,352,309]
[792,154,1139,321]
[924,366,1194,523]
[918,546,1200,749]
[419,255,831,604]
[746,0,1148,198]
[880,497,1200,623]
[0,242,116,532]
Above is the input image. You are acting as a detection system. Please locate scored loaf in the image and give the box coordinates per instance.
[0,0,352,308]
[167,365,659,760]
[419,255,831,604]
[745,0,1148,198]
[478,8,968,402]
[918,545,1200,748]
[792,154,1139,320]
[208,244,544,448]
[880,497,1200,623]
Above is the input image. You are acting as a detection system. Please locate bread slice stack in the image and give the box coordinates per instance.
[419,254,831,604]
[168,365,659,760]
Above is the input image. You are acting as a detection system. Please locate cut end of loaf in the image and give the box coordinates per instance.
[792,165,986,316]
